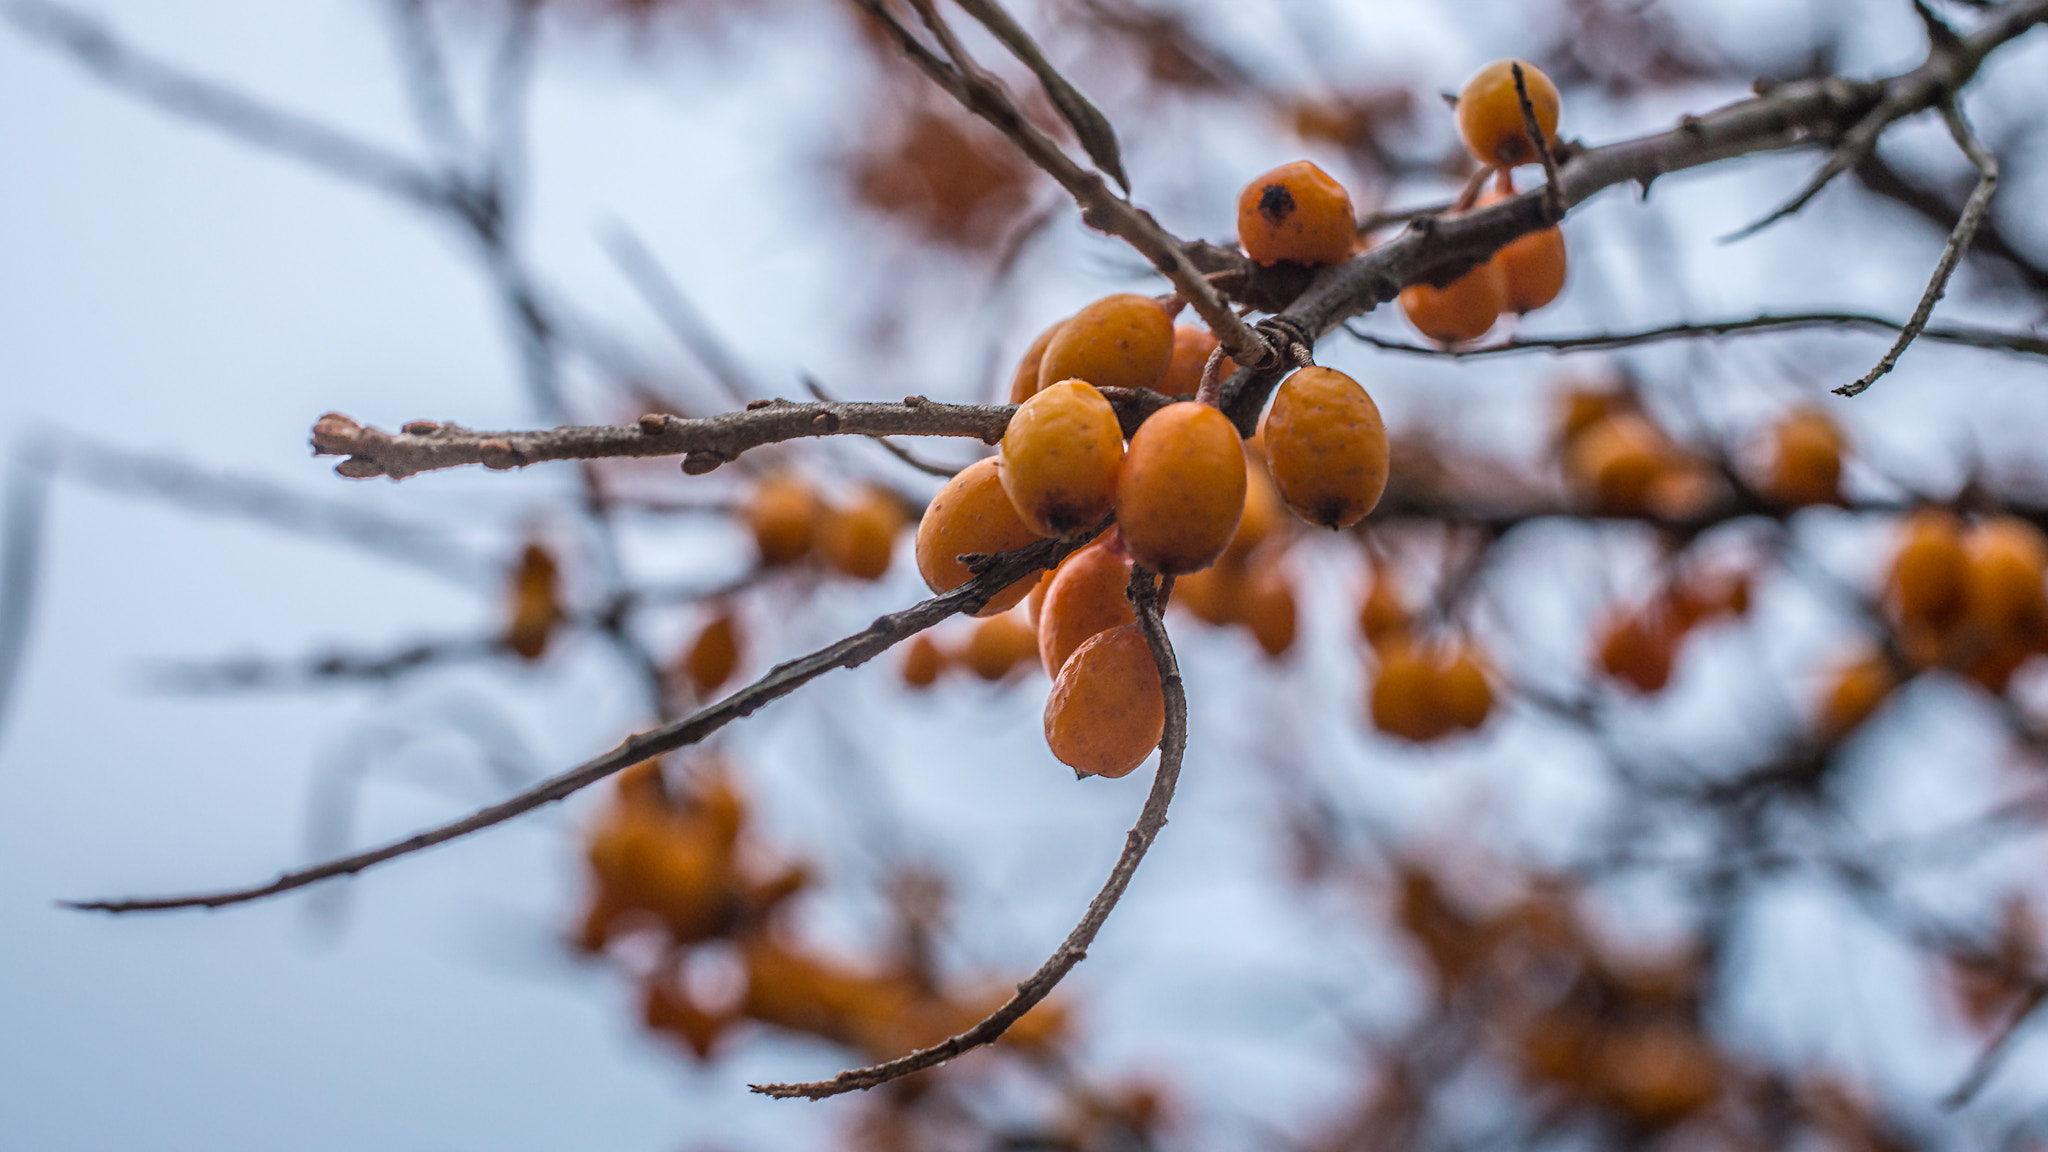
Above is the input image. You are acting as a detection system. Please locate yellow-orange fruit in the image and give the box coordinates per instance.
[1965,516,2048,643]
[1160,324,1233,398]
[915,456,1048,617]
[821,487,903,580]
[1262,366,1390,529]
[1554,386,1625,449]
[1399,260,1506,345]
[901,633,945,688]
[1025,567,1055,628]
[1890,509,1968,629]
[1237,160,1357,267]
[1222,453,1285,565]
[964,610,1040,681]
[1457,60,1560,167]
[1439,646,1492,730]
[1116,402,1248,575]
[1479,184,1566,313]
[1596,1023,1722,1128]
[682,611,742,698]
[1244,556,1297,658]
[747,473,824,567]
[1819,650,1896,737]
[1037,535,1136,676]
[1359,574,1410,650]
[1172,560,1246,627]
[505,542,561,661]
[1008,318,1066,404]
[999,379,1125,538]
[1044,624,1165,779]
[1567,412,1669,515]
[1762,408,1845,507]
[1037,294,1174,395]
[1370,641,1454,742]
[1597,611,1676,694]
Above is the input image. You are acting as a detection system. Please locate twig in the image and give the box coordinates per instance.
[64,532,1088,914]
[1837,99,2000,396]
[145,636,504,692]
[0,442,54,750]
[750,566,1188,1099]
[802,377,965,478]
[1510,62,1564,223]
[381,0,470,163]
[1340,311,2048,360]
[1852,148,2048,293]
[949,0,1128,191]
[602,224,761,409]
[1943,981,2048,1108]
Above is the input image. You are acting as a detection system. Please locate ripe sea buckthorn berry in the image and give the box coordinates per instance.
[1964,516,2048,642]
[1819,649,1896,737]
[821,487,903,581]
[1553,384,1626,449]
[681,610,742,699]
[1597,610,1676,694]
[1223,451,1285,565]
[1369,641,1454,743]
[1160,324,1233,398]
[901,633,946,688]
[1172,560,1246,627]
[999,378,1125,538]
[1567,411,1669,515]
[1037,294,1175,395]
[1762,407,1845,507]
[1244,554,1297,658]
[1477,181,1567,314]
[964,610,1040,681]
[1025,567,1055,628]
[1889,509,1968,629]
[1439,645,1492,731]
[1457,60,1560,168]
[747,473,824,567]
[1044,623,1165,779]
[1398,260,1506,345]
[914,456,1049,617]
[1237,160,1357,267]
[505,542,561,661]
[1262,366,1390,529]
[1359,568,1410,651]
[1117,401,1248,575]
[1008,318,1066,404]
[1037,533,1135,676]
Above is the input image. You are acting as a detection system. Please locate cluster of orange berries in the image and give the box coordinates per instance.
[912,284,1391,778]
[745,473,907,579]
[1555,387,1849,517]
[1359,562,1495,742]
[1594,568,1753,695]
[1820,509,2048,735]
[577,759,1064,1062]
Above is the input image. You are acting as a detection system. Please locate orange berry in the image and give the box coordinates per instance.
[1044,624,1164,779]
[1237,160,1357,267]
[1359,565,1411,650]
[1222,452,1286,565]
[901,633,946,688]
[821,487,903,580]
[1964,516,2048,644]
[747,473,824,567]
[1037,294,1175,395]
[1243,554,1297,658]
[964,610,1040,681]
[1439,645,1493,731]
[1037,534,1136,676]
[505,542,561,661]
[1762,407,1845,507]
[1554,384,1625,449]
[1171,560,1247,627]
[1456,60,1560,168]
[999,378,1125,538]
[1497,224,1566,314]
[1025,566,1055,628]
[1819,649,1896,737]
[1262,366,1390,529]
[1160,324,1233,398]
[1889,509,1968,629]
[1398,260,1505,345]
[1116,402,1248,575]
[914,456,1049,617]
[1597,610,1676,694]
[1008,318,1066,404]
[681,610,742,699]
[1566,412,1670,515]
[1370,641,1454,743]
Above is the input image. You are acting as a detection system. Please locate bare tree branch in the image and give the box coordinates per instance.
[63,530,1086,914]
[750,565,1189,1099]
[1944,982,2048,1109]
[0,442,54,751]
[1837,99,2000,396]
[1342,311,2048,360]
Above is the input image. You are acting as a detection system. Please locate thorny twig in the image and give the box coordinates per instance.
[1342,311,2048,360]
[751,564,1188,1099]
[1837,99,2001,396]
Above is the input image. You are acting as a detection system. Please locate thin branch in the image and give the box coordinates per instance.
[146,636,504,693]
[801,376,967,478]
[1943,981,2048,1109]
[1510,62,1564,223]
[750,566,1189,1099]
[1852,147,2048,293]
[1837,99,2000,396]
[1341,311,2048,360]
[64,531,1085,914]
[602,224,762,409]
[382,0,471,163]
[949,0,1128,190]
[2,0,445,207]
[0,442,54,751]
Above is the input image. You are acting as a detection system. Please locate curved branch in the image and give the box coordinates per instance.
[1342,311,2048,360]
[65,532,1089,914]
[750,567,1189,1100]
